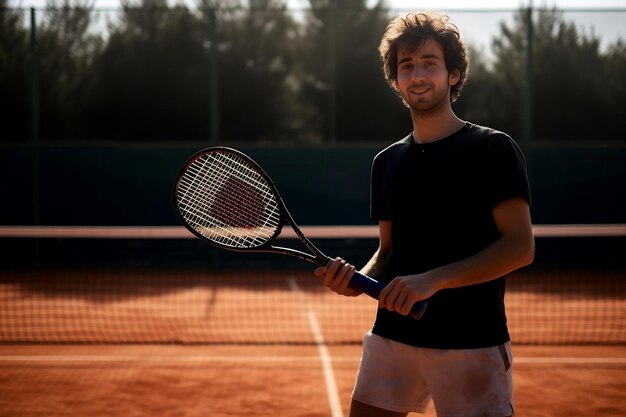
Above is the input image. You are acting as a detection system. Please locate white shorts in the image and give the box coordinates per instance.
[352,332,514,417]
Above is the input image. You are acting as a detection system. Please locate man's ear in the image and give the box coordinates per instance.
[449,69,461,86]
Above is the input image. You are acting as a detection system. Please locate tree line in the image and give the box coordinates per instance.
[1,0,624,143]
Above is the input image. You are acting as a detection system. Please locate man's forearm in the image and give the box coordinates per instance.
[425,233,534,292]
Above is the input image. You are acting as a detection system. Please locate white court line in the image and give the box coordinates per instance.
[1,355,625,365]
[0,355,344,363]
[289,278,344,417]
[514,357,626,365]
[1,224,625,238]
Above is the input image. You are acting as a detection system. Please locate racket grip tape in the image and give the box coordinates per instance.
[349,271,428,320]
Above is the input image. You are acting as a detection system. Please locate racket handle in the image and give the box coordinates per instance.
[350,271,428,320]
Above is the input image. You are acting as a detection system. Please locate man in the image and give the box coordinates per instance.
[315,11,534,417]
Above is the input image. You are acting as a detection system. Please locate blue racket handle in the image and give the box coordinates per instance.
[349,271,428,320]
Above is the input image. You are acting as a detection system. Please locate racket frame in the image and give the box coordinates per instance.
[172,146,331,267]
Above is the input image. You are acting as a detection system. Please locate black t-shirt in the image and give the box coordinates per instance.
[370,122,531,349]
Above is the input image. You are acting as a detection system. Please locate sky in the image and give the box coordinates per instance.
[11,0,626,8]
[11,0,625,54]
[370,0,626,8]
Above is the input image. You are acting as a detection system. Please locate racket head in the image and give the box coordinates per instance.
[173,147,285,250]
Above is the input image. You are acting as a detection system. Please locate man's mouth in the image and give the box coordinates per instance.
[409,86,430,95]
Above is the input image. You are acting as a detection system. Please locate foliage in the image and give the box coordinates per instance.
[1,3,624,143]
[85,0,209,140]
[1,0,31,139]
[484,7,625,141]
[38,0,104,139]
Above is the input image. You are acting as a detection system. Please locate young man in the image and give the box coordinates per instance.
[315,12,534,417]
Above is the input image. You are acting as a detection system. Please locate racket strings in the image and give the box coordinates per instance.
[180,163,273,227]
[180,154,278,230]
[205,153,281,231]
[179,162,278,247]
[177,151,281,248]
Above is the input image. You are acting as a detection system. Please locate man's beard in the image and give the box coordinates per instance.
[403,80,450,116]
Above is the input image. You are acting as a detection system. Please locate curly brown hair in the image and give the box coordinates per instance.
[378,11,469,103]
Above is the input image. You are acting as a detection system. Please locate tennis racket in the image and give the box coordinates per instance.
[172,146,427,320]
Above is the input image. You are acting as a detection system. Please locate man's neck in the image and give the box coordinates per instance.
[410,107,465,144]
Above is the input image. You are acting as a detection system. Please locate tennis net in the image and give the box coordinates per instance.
[0,225,624,345]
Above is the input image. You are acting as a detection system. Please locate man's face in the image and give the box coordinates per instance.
[394,38,459,114]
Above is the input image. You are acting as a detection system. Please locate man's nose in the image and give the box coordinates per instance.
[411,66,427,82]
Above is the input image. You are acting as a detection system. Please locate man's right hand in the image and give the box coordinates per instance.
[314,257,364,297]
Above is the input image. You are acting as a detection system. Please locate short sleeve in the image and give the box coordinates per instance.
[370,153,392,220]
[487,135,532,208]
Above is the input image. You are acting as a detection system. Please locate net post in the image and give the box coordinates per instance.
[327,5,337,144]
[208,8,219,145]
[30,7,40,225]
[30,7,41,266]
[522,5,534,163]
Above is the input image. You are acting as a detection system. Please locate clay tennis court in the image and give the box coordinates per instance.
[1,267,624,416]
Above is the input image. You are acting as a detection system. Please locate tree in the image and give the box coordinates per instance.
[300,0,409,142]
[489,7,625,142]
[452,45,501,132]
[601,39,626,140]
[197,0,304,142]
[6,4,623,144]
[0,1,31,141]
[84,0,210,140]
[36,0,103,140]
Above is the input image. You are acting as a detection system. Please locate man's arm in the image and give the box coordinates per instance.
[315,220,392,297]
[379,197,534,316]
[360,220,392,280]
